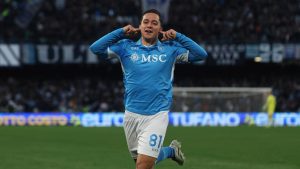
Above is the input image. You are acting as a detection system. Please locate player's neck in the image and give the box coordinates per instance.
[141,37,158,46]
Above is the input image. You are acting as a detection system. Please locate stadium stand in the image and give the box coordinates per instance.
[1,0,299,43]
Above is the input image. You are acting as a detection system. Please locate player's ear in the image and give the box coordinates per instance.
[158,32,163,41]
[158,28,163,41]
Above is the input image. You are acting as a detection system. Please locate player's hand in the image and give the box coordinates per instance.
[123,25,140,39]
[160,29,176,41]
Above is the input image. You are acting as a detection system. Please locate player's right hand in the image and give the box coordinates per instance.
[123,25,140,39]
[160,29,177,41]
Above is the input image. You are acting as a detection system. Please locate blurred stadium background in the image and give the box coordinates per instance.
[0,0,300,169]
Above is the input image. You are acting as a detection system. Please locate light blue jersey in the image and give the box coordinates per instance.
[90,28,207,115]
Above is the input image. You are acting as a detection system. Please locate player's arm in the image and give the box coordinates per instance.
[89,25,139,59]
[175,32,207,62]
[161,29,208,62]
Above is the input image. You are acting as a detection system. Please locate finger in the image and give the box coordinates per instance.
[128,27,139,34]
[134,28,141,32]
[170,31,175,38]
[126,29,133,34]
[167,30,176,39]
[165,32,172,40]
[169,33,175,39]
[123,27,129,33]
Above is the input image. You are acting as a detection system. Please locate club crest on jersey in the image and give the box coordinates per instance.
[157,46,164,52]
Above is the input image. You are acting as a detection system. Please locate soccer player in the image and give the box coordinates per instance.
[263,90,277,126]
[90,9,207,169]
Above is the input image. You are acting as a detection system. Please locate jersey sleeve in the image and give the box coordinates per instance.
[89,28,126,59]
[173,42,189,63]
[107,40,126,59]
[173,32,208,63]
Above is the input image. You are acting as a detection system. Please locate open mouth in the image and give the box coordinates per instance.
[145,29,153,33]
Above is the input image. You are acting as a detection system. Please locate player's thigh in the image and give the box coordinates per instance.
[123,111,139,159]
[136,154,156,169]
[138,111,169,158]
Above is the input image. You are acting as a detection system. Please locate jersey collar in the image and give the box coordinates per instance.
[136,38,162,48]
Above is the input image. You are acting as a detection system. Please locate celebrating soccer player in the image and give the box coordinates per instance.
[90,9,208,169]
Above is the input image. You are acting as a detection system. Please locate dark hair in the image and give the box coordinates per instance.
[142,9,163,25]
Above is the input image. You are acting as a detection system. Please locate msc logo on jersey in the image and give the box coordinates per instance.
[130,53,139,62]
[130,53,167,63]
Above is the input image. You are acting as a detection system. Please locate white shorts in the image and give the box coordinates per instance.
[123,110,169,159]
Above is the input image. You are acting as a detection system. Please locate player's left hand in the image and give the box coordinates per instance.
[160,29,176,41]
[123,25,140,39]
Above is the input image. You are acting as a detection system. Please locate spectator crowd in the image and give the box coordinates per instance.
[1,0,299,43]
[1,74,299,112]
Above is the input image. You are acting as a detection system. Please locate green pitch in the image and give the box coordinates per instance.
[0,126,299,169]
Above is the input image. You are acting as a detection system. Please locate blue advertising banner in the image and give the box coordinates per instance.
[0,112,299,127]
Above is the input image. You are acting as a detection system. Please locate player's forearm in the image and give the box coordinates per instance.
[175,33,208,61]
[89,28,125,58]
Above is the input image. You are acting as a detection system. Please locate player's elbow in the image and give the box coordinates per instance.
[193,47,208,61]
[89,44,107,57]
[89,44,108,59]
[194,50,208,61]
[89,43,99,54]
[201,50,208,59]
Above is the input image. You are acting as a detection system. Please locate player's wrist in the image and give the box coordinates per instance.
[174,32,183,41]
[111,28,126,39]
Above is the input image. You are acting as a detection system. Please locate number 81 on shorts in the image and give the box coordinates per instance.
[149,134,163,148]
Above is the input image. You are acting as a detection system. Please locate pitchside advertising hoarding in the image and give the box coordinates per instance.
[0,112,299,127]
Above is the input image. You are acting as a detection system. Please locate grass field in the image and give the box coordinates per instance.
[0,126,299,169]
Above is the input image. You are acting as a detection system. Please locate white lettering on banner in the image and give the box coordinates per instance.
[87,48,98,63]
[0,44,20,66]
[1,112,300,127]
[211,113,226,126]
[274,113,285,126]
[62,45,84,63]
[36,45,87,64]
[274,113,300,126]
[81,113,123,127]
[37,45,60,63]
[259,44,284,63]
[0,115,26,126]
[171,112,300,127]
[81,114,97,127]
[272,44,284,63]
[285,113,299,126]
[171,113,184,126]
[62,45,74,63]
[206,44,245,65]
[170,113,240,127]
[259,43,271,63]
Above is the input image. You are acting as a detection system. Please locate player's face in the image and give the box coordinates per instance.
[139,13,162,41]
